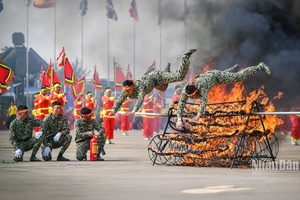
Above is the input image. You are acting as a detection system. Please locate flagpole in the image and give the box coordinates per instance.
[133,20,136,78]
[54,0,56,70]
[26,3,29,107]
[81,14,84,69]
[107,18,110,87]
[159,23,162,71]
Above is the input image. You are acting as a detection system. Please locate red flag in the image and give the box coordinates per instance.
[126,64,133,80]
[113,57,125,91]
[57,48,75,86]
[40,65,51,89]
[45,60,60,87]
[92,66,103,91]
[143,60,156,75]
[33,0,55,8]
[70,76,86,100]
[0,62,14,93]
[129,0,139,22]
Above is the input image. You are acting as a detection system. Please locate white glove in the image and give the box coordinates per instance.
[176,119,183,129]
[15,149,22,158]
[53,132,61,142]
[35,132,43,139]
[43,147,51,157]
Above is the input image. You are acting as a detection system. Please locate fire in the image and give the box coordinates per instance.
[148,74,283,168]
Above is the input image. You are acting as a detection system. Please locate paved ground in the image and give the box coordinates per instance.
[0,129,299,200]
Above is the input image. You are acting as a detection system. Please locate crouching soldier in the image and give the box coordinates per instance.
[41,101,72,161]
[74,107,106,161]
[9,105,43,162]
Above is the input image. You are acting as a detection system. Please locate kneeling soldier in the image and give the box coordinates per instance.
[9,105,43,162]
[41,101,72,161]
[74,107,106,161]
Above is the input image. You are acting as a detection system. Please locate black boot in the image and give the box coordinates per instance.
[183,49,196,59]
[57,152,70,161]
[97,154,105,161]
[30,153,41,162]
[163,63,171,72]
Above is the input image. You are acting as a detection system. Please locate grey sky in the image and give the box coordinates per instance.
[1,0,300,108]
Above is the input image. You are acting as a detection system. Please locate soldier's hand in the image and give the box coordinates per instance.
[176,118,183,129]
[86,132,94,137]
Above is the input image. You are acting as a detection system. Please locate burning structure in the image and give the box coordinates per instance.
[148,82,283,168]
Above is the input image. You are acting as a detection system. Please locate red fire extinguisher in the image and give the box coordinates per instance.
[90,136,98,161]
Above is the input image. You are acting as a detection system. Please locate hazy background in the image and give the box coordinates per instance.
[1,0,300,109]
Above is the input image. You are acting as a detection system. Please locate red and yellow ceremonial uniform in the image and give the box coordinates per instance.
[74,98,83,120]
[84,95,96,119]
[49,92,67,113]
[120,97,133,133]
[153,101,162,133]
[101,94,115,140]
[143,95,154,139]
[33,91,50,132]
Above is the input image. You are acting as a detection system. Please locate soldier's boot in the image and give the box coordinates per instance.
[163,63,171,72]
[258,62,271,75]
[30,153,41,162]
[97,153,105,161]
[225,64,239,73]
[183,49,196,59]
[76,155,87,161]
[13,157,23,162]
[57,152,70,161]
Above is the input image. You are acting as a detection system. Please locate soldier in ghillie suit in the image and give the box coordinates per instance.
[74,107,106,161]
[9,105,43,162]
[41,101,72,161]
[109,49,196,116]
[176,62,271,129]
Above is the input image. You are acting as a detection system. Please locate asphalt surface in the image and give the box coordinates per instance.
[0,129,299,200]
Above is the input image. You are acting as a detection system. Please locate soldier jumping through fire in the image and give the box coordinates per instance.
[176,62,271,129]
[109,49,196,116]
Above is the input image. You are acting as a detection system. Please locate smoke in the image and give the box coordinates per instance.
[184,0,300,110]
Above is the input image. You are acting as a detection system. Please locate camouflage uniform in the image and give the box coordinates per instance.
[112,50,195,113]
[177,63,270,117]
[74,118,106,161]
[41,113,72,161]
[9,116,43,160]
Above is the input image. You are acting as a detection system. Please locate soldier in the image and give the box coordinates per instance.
[5,100,17,129]
[109,49,196,116]
[33,87,50,132]
[84,92,96,119]
[74,107,106,161]
[9,105,43,162]
[143,94,155,140]
[41,101,72,161]
[49,83,68,113]
[176,62,271,129]
[74,96,83,121]
[120,97,133,136]
[101,87,116,144]
[172,85,182,105]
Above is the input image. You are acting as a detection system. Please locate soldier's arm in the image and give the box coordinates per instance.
[61,116,70,136]
[74,120,89,138]
[133,90,146,112]
[176,93,188,118]
[8,120,18,143]
[112,92,127,113]
[31,116,43,127]
[198,89,208,114]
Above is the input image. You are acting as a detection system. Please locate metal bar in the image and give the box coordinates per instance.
[252,112,300,115]
[118,111,168,117]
